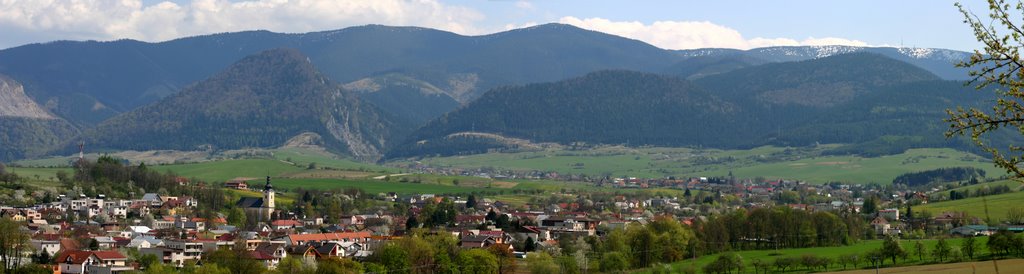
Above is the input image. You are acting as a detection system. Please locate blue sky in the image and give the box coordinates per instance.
[0,0,987,51]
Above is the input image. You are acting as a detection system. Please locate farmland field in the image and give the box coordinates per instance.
[151,159,305,182]
[405,146,1005,184]
[6,167,68,188]
[649,237,990,274]
[269,147,397,173]
[822,259,1024,274]
[917,190,1024,223]
[268,178,488,194]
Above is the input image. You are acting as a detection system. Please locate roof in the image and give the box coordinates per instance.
[92,250,127,260]
[286,232,372,245]
[57,250,92,264]
[314,242,339,255]
[57,250,126,264]
[236,197,264,208]
[141,193,161,202]
[250,250,276,260]
[255,242,285,255]
[272,220,302,226]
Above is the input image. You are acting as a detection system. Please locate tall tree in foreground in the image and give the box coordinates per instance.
[0,218,29,272]
[948,0,1024,181]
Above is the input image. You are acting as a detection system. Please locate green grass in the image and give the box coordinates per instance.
[7,167,70,187]
[270,148,397,173]
[917,190,1024,223]
[945,179,1024,193]
[10,157,75,167]
[151,159,305,182]
[404,146,1005,184]
[267,178,492,194]
[647,237,988,273]
[225,188,295,207]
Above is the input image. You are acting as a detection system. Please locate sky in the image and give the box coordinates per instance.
[0,0,990,51]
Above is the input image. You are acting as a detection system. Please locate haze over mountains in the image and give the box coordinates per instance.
[0,23,993,162]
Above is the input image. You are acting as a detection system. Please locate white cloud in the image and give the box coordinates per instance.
[0,0,485,47]
[514,1,534,10]
[558,16,869,50]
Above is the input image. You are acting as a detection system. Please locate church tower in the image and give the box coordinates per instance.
[263,176,275,218]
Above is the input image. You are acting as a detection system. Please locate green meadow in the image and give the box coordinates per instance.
[646,237,989,274]
[406,146,1004,184]
[151,159,305,182]
[917,190,1024,223]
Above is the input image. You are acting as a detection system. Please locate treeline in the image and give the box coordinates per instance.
[695,206,865,253]
[948,184,1014,201]
[892,167,985,186]
[69,155,228,215]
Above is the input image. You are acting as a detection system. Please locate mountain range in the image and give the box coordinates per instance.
[0,23,994,162]
[389,53,994,158]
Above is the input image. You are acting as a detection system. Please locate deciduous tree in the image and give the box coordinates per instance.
[948,0,1024,181]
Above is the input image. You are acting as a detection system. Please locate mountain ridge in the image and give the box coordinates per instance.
[70,48,405,161]
[387,53,983,159]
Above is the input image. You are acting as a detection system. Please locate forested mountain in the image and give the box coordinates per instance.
[70,48,405,161]
[388,70,740,158]
[0,75,78,161]
[0,24,985,161]
[674,45,972,80]
[0,24,679,127]
[388,53,988,159]
[0,24,971,129]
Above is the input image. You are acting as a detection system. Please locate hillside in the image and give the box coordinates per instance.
[0,24,681,128]
[0,24,972,130]
[0,75,78,161]
[72,48,405,161]
[675,45,972,80]
[388,70,738,158]
[388,54,982,158]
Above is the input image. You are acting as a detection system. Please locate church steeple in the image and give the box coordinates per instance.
[264,176,275,210]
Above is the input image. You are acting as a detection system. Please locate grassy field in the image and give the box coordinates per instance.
[406,146,1004,184]
[7,167,69,188]
[267,178,490,194]
[270,148,398,173]
[151,159,306,182]
[224,188,295,207]
[822,259,1024,274]
[648,237,989,274]
[917,191,1024,223]
[945,180,1024,193]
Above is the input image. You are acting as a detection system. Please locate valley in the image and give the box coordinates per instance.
[1,7,1023,274]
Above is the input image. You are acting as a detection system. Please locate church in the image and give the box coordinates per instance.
[235,176,275,221]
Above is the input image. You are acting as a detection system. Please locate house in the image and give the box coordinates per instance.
[870,216,900,235]
[271,220,303,230]
[57,250,133,274]
[30,240,61,257]
[460,235,504,249]
[879,208,900,221]
[141,194,163,207]
[951,225,994,236]
[286,245,318,265]
[126,236,163,250]
[283,232,372,246]
[251,243,287,270]
[224,180,248,190]
[92,237,117,250]
[236,177,275,220]
[140,240,204,267]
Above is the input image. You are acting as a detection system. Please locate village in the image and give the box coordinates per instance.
[0,157,1020,274]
